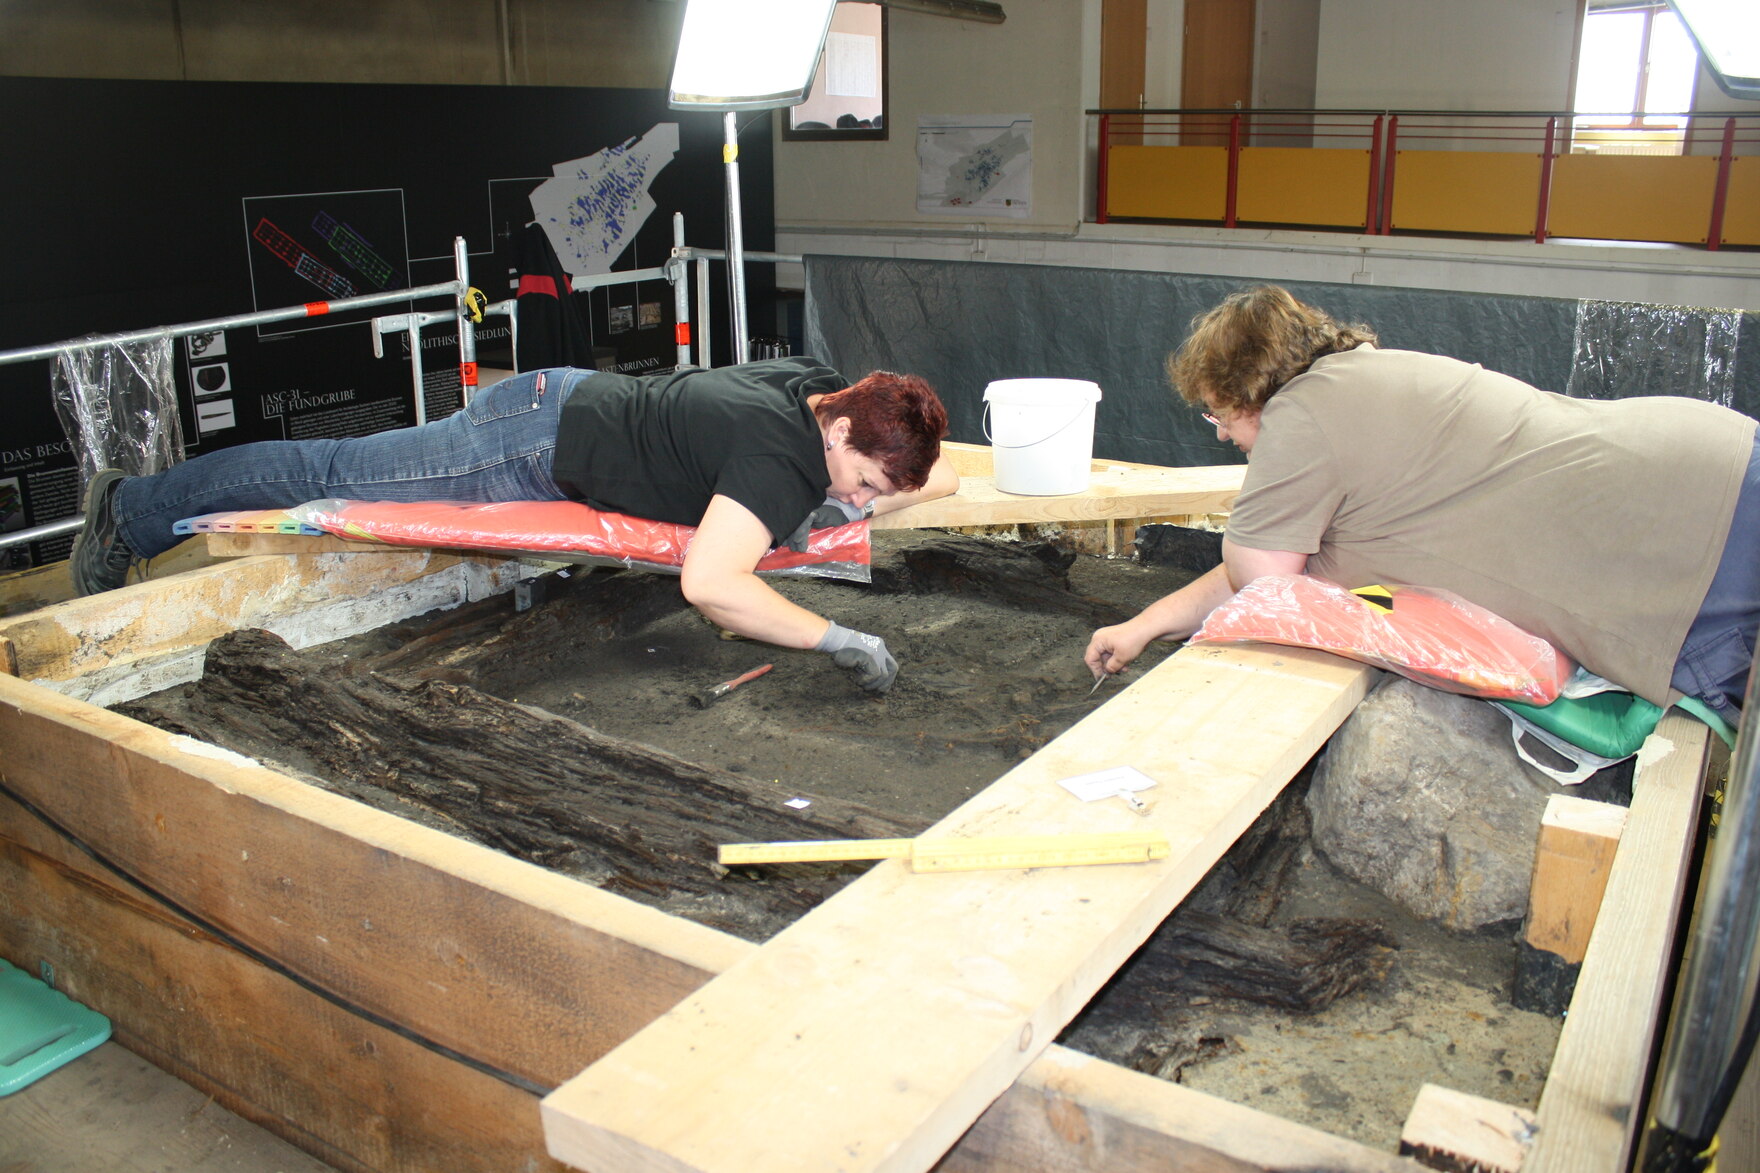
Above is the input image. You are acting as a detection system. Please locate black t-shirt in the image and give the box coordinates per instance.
[550,357,845,544]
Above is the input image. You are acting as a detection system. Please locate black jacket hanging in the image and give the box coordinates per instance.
[514,223,596,370]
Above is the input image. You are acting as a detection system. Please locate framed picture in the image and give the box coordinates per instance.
[783,2,887,142]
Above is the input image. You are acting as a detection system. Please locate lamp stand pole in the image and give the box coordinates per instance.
[723,110,750,365]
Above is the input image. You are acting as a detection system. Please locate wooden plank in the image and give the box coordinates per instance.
[0,534,221,621]
[0,548,503,681]
[0,827,566,1173]
[942,440,995,477]
[0,549,517,696]
[1398,1083,1535,1173]
[0,671,746,1091]
[1524,795,1627,966]
[946,1049,1423,1173]
[874,464,1243,532]
[1524,714,1712,1172]
[939,441,1195,481]
[540,642,1376,1173]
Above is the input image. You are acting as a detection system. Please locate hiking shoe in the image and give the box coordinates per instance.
[70,469,135,595]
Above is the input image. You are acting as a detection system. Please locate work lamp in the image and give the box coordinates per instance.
[670,0,838,364]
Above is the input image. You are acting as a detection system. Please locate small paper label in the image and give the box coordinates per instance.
[1057,766,1157,803]
[785,797,812,809]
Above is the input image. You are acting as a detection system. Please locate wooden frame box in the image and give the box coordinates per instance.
[0,463,1713,1173]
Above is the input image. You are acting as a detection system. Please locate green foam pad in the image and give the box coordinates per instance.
[0,958,111,1096]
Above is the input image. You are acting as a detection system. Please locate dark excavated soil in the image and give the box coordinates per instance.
[116,529,1561,1151]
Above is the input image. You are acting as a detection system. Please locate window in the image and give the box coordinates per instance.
[782,1,887,141]
[1573,3,1699,154]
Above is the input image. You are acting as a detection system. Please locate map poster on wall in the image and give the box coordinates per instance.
[530,124,680,279]
[915,114,1032,218]
[243,189,410,334]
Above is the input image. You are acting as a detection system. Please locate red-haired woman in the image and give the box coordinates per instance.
[72,358,957,692]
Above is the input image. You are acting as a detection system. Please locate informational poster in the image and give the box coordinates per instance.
[825,32,879,99]
[916,114,1033,218]
[530,124,680,279]
[244,190,410,334]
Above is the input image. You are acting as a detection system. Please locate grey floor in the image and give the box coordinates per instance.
[0,1042,334,1173]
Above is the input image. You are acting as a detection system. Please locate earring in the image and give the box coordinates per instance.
[825,442,833,451]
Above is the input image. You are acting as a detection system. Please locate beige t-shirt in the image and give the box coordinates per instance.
[1227,345,1755,704]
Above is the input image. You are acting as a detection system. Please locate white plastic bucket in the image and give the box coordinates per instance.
[982,378,1103,496]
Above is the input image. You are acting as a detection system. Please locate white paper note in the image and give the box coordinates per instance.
[1056,765,1157,803]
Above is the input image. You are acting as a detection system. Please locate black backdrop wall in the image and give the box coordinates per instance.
[805,256,1760,472]
[0,76,771,569]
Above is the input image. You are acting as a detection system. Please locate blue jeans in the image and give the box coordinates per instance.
[1671,434,1760,720]
[115,369,586,559]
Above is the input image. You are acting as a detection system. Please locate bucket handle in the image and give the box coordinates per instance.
[982,401,1095,450]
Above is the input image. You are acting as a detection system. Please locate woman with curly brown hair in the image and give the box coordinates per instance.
[1086,285,1758,724]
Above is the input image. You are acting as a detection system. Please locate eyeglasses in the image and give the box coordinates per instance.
[1201,412,1224,429]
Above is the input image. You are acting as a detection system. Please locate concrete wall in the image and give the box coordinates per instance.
[1257,0,1321,112]
[1314,0,1578,110]
[772,3,1090,231]
[0,0,680,88]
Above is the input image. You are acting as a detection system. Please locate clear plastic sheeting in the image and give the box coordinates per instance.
[282,498,874,583]
[1189,574,1574,705]
[51,333,183,487]
[1567,300,1743,408]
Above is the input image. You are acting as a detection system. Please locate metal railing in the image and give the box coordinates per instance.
[1091,107,1760,249]
[0,219,804,555]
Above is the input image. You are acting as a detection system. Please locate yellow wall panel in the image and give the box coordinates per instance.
[1104,145,1228,221]
[1236,147,1370,229]
[1549,155,1718,244]
[1719,156,1760,246]
[1390,151,1541,236]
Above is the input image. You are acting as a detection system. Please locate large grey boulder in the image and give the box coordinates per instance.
[1307,675,1616,931]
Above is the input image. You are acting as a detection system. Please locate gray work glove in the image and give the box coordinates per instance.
[815,621,898,693]
[782,496,870,554]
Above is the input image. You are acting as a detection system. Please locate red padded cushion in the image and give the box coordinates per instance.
[287,498,869,576]
[1190,574,1573,704]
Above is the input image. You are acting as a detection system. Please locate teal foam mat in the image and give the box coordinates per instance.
[0,958,111,1096]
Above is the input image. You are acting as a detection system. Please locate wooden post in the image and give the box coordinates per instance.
[1512,795,1627,1016]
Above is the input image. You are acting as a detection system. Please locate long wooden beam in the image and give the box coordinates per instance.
[874,463,1243,531]
[1524,714,1712,1172]
[0,548,516,690]
[539,642,1376,1173]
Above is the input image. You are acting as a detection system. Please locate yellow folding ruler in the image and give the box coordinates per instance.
[718,831,1170,873]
